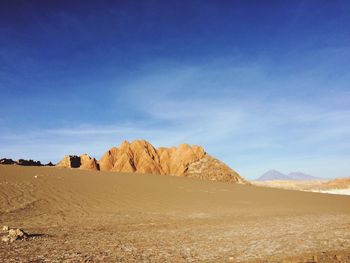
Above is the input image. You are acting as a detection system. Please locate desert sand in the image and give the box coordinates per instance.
[1,165,350,262]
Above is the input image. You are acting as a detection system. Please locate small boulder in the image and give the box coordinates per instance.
[45,161,55,166]
[0,158,15,165]
[2,225,9,231]
[3,228,29,243]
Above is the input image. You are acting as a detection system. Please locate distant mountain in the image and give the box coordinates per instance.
[256,170,321,181]
[286,172,321,181]
[257,170,286,181]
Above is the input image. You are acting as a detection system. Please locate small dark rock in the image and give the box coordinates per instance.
[0,158,15,165]
[17,159,42,166]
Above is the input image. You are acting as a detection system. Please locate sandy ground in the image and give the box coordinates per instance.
[1,165,350,262]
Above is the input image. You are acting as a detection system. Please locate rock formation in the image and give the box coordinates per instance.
[98,140,209,177]
[3,140,245,183]
[80,154,99,170]
[1,226,29,243]
[0,158,43,166]
[17,159,42,166]
[185,155,244,183]
[0,158,16,165]
[57,155,81,168]
[99,140,162,174]
[57,154,99,170]
[67,139,246,183]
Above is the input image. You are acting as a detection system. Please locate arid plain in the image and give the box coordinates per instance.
[1,165,350,262]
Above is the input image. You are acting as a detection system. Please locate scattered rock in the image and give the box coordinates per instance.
[17,159,42,166]
[0,158,44,166]
[1,228,29,243]
[0,158,16,165]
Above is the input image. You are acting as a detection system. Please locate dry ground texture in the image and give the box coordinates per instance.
[1,165,350,262]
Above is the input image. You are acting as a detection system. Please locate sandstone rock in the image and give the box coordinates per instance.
[57,155,99,171]
[99,147,119,171]
[79,154,99,170]
[57,155,81,168]
[97,140,245,183]
[99,140,162,174]
[2,228,29,242]
[57,139,246,183]
[100,140,199,176]
[185,155,246,183]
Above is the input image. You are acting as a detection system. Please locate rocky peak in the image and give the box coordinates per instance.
[97,140,244,183]
[80,154,99,170]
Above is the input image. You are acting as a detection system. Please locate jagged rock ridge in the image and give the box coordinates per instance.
[57,140,246,184]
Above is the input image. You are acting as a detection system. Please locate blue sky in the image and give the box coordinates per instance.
[1,0,350,179]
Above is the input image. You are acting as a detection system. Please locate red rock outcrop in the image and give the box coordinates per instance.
[80,154,99,170]
[98,140,246,183]
[56,140,246,183]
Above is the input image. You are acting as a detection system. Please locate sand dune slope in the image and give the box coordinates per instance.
[1,165,350,262]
